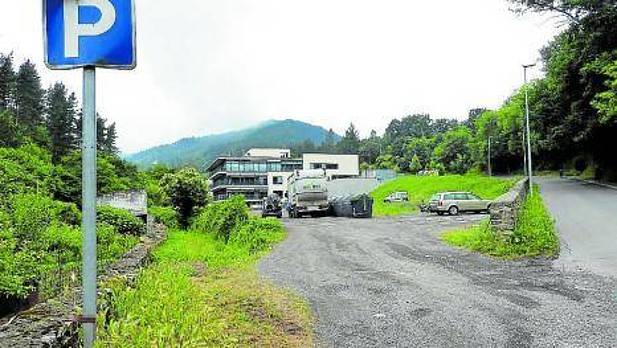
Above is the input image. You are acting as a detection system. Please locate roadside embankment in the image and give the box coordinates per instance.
[0,224,167,347]
[442,183,558,259]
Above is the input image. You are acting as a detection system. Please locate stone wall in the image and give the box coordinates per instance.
[97,190,148,218]
[489,178,529,237]
[0,224,167,347]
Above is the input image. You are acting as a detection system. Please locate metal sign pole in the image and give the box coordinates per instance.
[81,66,98,347]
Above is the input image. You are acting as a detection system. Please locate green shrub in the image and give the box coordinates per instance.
[0,145,58,200]
[97,223,140,262]
[442,187,558,259]
[192,196,249,241]
[54,201,81,226]
[0,230,38,298]
[148,206,179,228]
[10,193,59,243]
[161,168,209,228]
[97,205,146,236]
[229,217,285,253]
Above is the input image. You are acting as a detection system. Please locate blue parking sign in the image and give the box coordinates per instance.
[44,0,136,70]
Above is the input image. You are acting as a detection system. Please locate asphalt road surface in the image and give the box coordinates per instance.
[539,177,617,278]
[258,215,617,347]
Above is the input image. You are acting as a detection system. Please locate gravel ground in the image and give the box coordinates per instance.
[258,215,617,348]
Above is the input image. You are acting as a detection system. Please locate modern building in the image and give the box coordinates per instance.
[302,153,360,178]
[206,149,302,205]
[206,149,361,204]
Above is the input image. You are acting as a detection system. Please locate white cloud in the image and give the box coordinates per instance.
[0,0,560,153]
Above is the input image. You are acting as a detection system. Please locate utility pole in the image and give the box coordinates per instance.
[523,63,536,196]
[487,136,492,177]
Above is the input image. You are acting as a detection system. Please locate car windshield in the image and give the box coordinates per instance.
[430,194,441,201]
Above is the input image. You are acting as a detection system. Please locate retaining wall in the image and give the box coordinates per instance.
[489,178,529,237]
[0,224,167,347]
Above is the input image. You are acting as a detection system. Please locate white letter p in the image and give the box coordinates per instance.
[64,0,116,58]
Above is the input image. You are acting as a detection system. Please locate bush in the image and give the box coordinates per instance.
[192,196,249,241]
[0,230,38,298]
[442,186,558,259]
[54,201,81,226]
[97,205,146,236]
[161,168,209,228]
[10,193,59,243]
[149,206,179,229]
[229,217,285,253]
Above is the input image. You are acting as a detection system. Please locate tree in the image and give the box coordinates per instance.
[46,83,78,162]
[0,110,24,147]
[337,123,361,154]
[359,130,381,165]
[409,154,422,174]
[161,168,209,228]
[104,122,119,154]
[0,53,16,111]
[405,137,436,170]
[15,60,45,136]
[592,58,617,124]
[433,127,473,174]
[322,128,338,153]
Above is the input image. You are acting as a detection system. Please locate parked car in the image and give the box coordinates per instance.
[383,192,409,203]
[428,192,491,215]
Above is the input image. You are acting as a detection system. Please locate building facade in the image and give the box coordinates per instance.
[207,149,361,204]
[302,153,360,178]
[207,151,302,205]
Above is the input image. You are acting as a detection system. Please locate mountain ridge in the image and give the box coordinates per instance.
[126,119,340,168]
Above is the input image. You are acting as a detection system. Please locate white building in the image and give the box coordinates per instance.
[245,148,291,158]
[302,154,360,179]
[267,171,294,197]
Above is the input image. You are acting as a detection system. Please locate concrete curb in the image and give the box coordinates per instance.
[568,177,617,191]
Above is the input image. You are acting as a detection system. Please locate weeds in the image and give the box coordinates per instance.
[442,187,558,259]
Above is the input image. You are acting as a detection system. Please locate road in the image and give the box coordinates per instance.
[258,215,617,347]
[539,177,617,278]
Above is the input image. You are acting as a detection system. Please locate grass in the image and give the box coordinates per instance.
[96,227,313,347]
[371,174,518,216]
[442,187,558,259]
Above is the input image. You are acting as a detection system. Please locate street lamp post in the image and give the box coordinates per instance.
[487,136,492,177]
[523,63,536,196]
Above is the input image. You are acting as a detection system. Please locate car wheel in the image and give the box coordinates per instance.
[448,206,459,216]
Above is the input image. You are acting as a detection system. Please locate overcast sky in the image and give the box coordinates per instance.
[0,1,561,154]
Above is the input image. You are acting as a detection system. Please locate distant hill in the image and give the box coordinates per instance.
[126,119,340,168]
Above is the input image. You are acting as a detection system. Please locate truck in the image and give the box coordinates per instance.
[287,170,330,218]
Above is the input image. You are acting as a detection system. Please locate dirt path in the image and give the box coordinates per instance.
[258,215,617,347]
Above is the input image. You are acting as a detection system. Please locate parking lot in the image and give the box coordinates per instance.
[258,214,617,347]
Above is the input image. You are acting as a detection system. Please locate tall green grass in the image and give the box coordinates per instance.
[371,175,518,216]
[96,219,312,347]
[442,187,558,259]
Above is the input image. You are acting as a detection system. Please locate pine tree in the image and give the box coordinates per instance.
[104,122,119,154]
[46,83,78,162]
[15,60,45,136]
[0,110,24,147]
[0,53,16,111]
[96,113,107,151]
[323,128,337,153]
[337,123,361,154]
